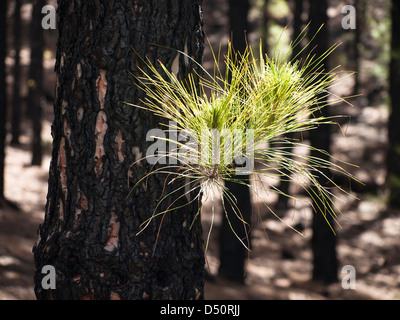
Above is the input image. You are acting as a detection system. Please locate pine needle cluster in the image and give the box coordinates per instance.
[126,29,360,243]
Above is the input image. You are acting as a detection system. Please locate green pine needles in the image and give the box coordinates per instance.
[126,28,360,247]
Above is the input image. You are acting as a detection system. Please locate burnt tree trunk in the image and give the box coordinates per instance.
[292,0,304,60]
[11,0,22,146]
[352,0,361,95]
[388,0,400,208]
[0,0,8,203]
[33,0,205,300]
[228,0,250,53]
[276,0,305,211]
[308,0,338,284]
[217,0,252,284]
[260,0,269,55]
[29,0,45,166]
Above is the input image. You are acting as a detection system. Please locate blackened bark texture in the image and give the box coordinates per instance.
[387,0,400,208]
[0,0,8,201]
[33,0,205,300]
[11,0,22,146]
[29,0,45,166]
[308,0,338,284]
[218,0,251,283]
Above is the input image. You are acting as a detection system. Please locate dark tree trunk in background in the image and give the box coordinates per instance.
[0,0,8,204]
[29,0,45,166]
[308,0,338,284]
[33,0,205,300]
[276,0,304,210]
[352,0,361,95]
[11,0,22,146]
[260,0,270,55]
[228,0,250,52]
[218,0,252,284]
[387,0,400,208]
[292,0,304,60]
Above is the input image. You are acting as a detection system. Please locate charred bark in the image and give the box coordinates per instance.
[11,0,22,146]
[228,0,250,53]
[387,0,400,208]
[0,0,8,202]
[218,176,251,283]
[276,0,305,211]
[352,0,361,95]
[29,0,45,166]
[218,0,252,284]
[308,0,338,284]
[33,0,205,300]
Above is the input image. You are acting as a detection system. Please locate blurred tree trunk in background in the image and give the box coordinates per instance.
[0,0,8,205]
[260,0,270,55]
[352,0,361,95]
[276,0,305,210]
[218,0,252,284]
[387,0,400,208]
[228,0,250,52]
[292,0,304,60]
[29,0,45,166]
[308,0,338,284]
[33,0,205,300]
[11,0,22,146]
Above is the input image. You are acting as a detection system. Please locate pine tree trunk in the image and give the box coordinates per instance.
[308,0,338,284]
[218,0,252,283]
[276,0,304,210]
[11,0,22,146]
[29,0,45,166]
[33,0,205,300]
[352,0,361,95]
[0,0,8,202]
[388,0,400,208]
[261,0,269,55]
[228,0,250,52]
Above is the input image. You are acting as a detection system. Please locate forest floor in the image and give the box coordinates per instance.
[1,0,400,300]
